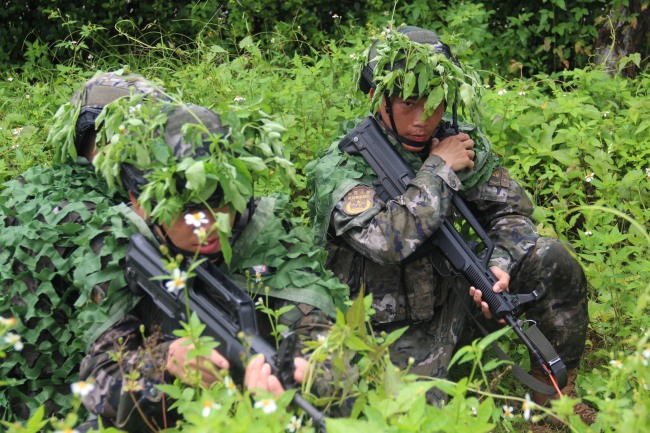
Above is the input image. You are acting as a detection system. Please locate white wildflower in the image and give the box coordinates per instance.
[287,415,302,432]
[254,398,278,414]
[502,405,514,418]
[71,380,95,397]
[233,95,246,102]
[497,89,507,95]
[224,376,236,395]
[202,400,222,417]
[609,359,623,369]
[184,211,209,228]
[522,393,534,421]
[165,268,187,293]
[585,172,595,183]
[4,332,23,351]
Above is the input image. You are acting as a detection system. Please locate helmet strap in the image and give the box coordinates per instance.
[380,91,435,152]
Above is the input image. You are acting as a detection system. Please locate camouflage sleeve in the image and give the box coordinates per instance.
[464,167,539,273]
[79,307,174,431]
[331,154,461,264]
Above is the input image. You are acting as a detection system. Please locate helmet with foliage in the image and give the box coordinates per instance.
[93,95,295,227]
[356,25,482,124]
[49,69,166,163]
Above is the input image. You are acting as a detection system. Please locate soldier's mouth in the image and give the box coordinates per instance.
[198,237,220,254]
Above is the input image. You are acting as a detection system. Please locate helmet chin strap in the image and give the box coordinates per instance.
[381,92,438,153]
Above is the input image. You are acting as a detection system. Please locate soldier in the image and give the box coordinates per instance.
[0,71,165,420]
[79,97,348,431]
[305,25,594,425]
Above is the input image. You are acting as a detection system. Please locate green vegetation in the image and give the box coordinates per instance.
[1,1,648,432]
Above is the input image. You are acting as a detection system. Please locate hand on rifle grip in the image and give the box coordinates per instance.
[469,266,510,324]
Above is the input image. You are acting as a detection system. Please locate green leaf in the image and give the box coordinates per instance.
[184,160,206,191]
[345,290,367,335]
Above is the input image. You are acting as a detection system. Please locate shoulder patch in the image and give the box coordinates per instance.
[488,167,510,188]
[340,186,375,215]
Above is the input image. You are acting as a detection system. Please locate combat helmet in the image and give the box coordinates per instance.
[50,70,165,163]
[356,25,482,148]
[359,26,459,95]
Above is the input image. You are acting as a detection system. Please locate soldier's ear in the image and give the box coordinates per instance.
[369,87,375,100]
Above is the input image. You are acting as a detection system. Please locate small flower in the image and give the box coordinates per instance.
[331,13,340,19]
[202,400,222,417]
[585,172,595,183]
[12,127,23,136]
[471,406,477,416]
[642,346,650,359]
[193,227,207,239]
[88,53,94,60]
[233,95,246,102]
[254,398,278,414]
[287,415,302,432]
[602,110,610,117]
[383,10,389,16]
[4,332,23,351]
[497,89,507,95]
[54,429,79,433]
[11,144,19,149]
[349,53,357,59]
[609,359,623,369]
[522,393,534,421]
[255,297,264,306]
[484,84,491,88]
[518,91,526,95]
[584,230,593,236]
[7,77,13,81]
[0,316,17,327]
[118,124,126,133]
[165,268,187,293]
[270,38,276,44]
[502,405,514,418]
[317,334,327,347]
[129,104,141,114]
[224,376,236,395]
[71,380,95,397]
[25,94,30,100]
[184,211,209,228]
[645,168,650,179]
[407,356,415,365]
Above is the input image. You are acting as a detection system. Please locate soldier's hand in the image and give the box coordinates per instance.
[469,266,510,324]
[245,354,309,398]
[166,337,230,387]
[430,133,475,172]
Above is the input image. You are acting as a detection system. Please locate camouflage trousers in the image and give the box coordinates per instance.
[384,237,589,401]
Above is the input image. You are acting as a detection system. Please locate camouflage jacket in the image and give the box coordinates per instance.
[0,160,138,420]
[80,194,347,431]
[305,116,539,324]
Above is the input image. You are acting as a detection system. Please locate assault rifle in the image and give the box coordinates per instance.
[338,115,568,394]
[124,233,327,431]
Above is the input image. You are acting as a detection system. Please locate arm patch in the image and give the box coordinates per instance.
[338,186,375,215]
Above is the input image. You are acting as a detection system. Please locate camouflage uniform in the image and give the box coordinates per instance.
[306,116,588,394]
[0,71,165,421]
[79,194,348,431]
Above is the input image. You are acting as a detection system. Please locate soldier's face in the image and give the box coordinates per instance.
[161,206,235,255]
[373,89,445,152]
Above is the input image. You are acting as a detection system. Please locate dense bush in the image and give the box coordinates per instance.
[1,3,649,432]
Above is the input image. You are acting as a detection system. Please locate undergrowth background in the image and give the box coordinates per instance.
[0,1,648,432]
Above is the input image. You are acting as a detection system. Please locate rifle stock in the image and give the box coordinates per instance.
[124,234,327,431]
